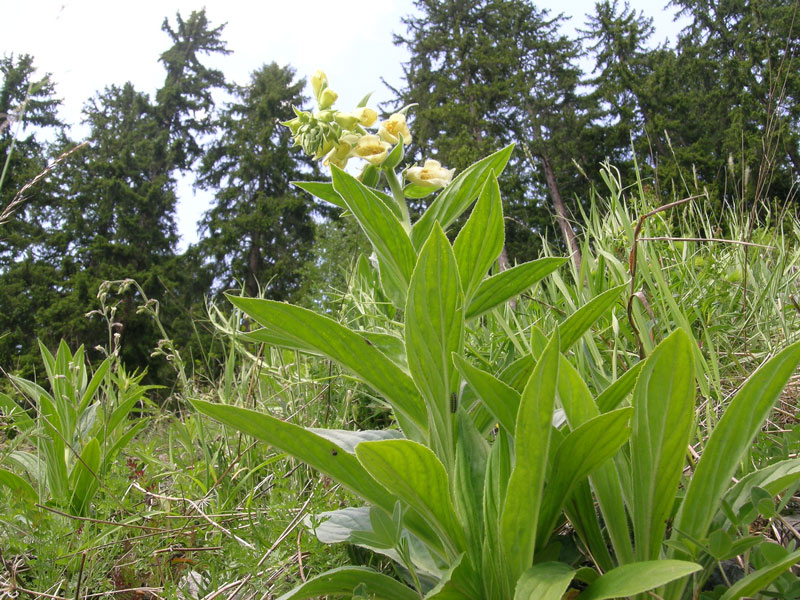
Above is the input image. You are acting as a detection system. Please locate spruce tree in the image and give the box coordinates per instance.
[392,0,600,262]
[197,63,320,300]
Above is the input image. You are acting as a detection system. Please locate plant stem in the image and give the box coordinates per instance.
[384,168,411,231]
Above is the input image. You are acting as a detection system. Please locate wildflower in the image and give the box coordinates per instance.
[323,134,359,170]
[319,87,338,110]
[352,107,378,127]
[405,159,454,188]
[378,112,411,145]
[353,134,391,166]
[334,112,359,129]
[311,70,328,102]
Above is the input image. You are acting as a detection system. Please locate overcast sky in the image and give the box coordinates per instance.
[2,0,686,249]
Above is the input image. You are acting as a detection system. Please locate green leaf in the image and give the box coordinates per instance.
[227,296,426,439]
[412,145,514,250]
[405,223,463,466]
[630,330,696,561]
[355,440,466,558]
[191,400,396,514]
[453,410,489,564]
[403,182,437,199]
[425,553,482,599]
[453,171,504,303]
[453,354,520,435]
[500,330,560,583]
[537,407,633,548]
[0,468,38,503]
[0,391,35,431]
[718,548,800,600]
[595,360,644,413]
[68,436,100,516]
[557,358,633,564]
[78,356,111,413]
[717,458,800,527]
[275,566,419,600]
[559,284,626,352]
[331,166,417,307]
[466,258,567,320]
[673,340,800,548]
[310,507,441,578]
[514,562,575,600]
[577,560,701,600]
[292,180,346,209]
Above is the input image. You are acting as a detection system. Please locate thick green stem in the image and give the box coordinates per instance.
[384,168,411,231]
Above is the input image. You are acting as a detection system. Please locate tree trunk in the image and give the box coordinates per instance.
[541,150,581,272]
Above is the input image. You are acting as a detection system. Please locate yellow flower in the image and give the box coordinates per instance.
[319,87,338,110]
[378,112,411,145]
[323,134,359,170]
[353,134,391,166]
[405,159,455,188]
[352,107,378,127]
[311,70,328,101]
[334,112,359,129]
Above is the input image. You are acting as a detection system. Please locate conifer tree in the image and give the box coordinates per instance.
[197,63,320,300]
[392,0,599,262]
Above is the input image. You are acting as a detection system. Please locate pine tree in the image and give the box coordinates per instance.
[197,63,320,300]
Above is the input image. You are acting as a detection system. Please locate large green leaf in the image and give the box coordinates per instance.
[453,171,504,303]
[559,284,627,352]
[411,145,514,250]
[310,507,441,579]
[68,436,100,516]
[275,566,419,600]
[355,439,466,559]
[595,360,644,413]
[331,166,417,307]
[672,340,800,547]
[0,468,38,503]
[453,410,489,565]
[537,407,633,549]
[630,329,696,561]
[227,296,426,438]
[514,563,575,600]
[453,354,520,434]
[405,223,463,467]
[465,258,567,320]
[557,358,633,565]
[716,458,800,527]
[292,180,347,209]
[191,400,396,515]
[577,560,701,600]
[500,330,560,583]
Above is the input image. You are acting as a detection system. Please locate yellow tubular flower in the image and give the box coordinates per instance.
[406,159,455,188]
[353,134,391,166]
[319,87,338,110]
[352,107,378,127]
[378,112,411,145]
[311,70,328,101]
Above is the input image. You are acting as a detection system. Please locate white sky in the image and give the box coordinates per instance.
[1,0,686,250]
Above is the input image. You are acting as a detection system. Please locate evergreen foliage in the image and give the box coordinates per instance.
[197,63,320,300]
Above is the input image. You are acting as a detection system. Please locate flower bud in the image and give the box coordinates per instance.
[378,112,411,145]
[406,159,455,189]
[353,134,391,166]
[311,70,328,101]
[334,112,359,129]
[352,107,378,127]
[319,87,338,110]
